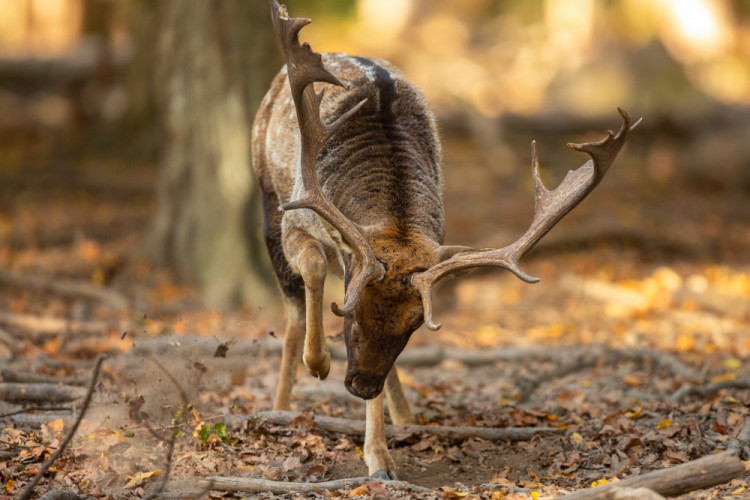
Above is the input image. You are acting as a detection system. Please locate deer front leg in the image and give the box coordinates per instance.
[287,233,331,380]
[364,394,398,480]
[384,366,415,425]
[272,296,305,410]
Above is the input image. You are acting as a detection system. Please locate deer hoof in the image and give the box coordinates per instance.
[371,468,398,481]
[303,350,330,380]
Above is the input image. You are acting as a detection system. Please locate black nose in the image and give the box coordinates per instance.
[344,371,385,400]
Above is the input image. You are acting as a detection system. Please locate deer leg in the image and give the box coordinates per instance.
[384,367,415,425]
[260,188,307,411]
[287,233,331,380]
[272,296,305,410]
[364,394,398,480]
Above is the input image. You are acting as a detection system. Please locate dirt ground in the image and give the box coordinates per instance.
[1,129,749,499]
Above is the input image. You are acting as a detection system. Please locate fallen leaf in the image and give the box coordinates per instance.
[125,470,161,489]
[346,484,370,497]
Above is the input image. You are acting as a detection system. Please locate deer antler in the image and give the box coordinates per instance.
[269,0,384,316]
[412,108,641,330]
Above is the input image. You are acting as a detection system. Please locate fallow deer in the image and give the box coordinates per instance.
[252,0,640,479]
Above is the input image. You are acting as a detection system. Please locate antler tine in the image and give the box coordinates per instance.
[412,109,640,331]
[270,0,385,316]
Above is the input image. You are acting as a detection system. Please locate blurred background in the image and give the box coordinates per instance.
[0,0,748,353]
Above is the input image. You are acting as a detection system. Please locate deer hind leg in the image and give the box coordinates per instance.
[384,367,415,425]
[285,230,331,380]
[365,394,398,479]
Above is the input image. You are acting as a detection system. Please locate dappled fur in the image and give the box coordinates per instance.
[252,53,445,391]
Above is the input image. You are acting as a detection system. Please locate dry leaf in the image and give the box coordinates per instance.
[125,470,161,489]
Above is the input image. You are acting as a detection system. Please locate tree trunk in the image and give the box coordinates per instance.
[146,0,278,308]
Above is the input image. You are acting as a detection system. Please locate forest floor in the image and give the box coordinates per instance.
[1,129,749,499]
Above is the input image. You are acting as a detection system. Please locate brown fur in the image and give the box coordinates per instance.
[252,51,449,479]
[252,53,445,396]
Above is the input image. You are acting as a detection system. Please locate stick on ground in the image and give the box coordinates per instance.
[558,452,746,499]
[0,383,87,403]
[18,354,107,500]
[199,476,428,494]
[231,411,564,442]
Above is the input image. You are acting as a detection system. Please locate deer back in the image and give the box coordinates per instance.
[252,53,446,265]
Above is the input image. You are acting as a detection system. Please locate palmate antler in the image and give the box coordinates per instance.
[412,109,642,330]
[269,0,384,316]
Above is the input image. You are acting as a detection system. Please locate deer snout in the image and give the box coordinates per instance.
[344,370,386,400]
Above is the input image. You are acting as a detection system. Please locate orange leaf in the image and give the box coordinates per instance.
[345,484,370,498]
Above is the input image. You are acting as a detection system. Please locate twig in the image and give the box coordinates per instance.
[231,411,564,442]
[0,383,87,403]
[671,377,750,402]
[19,354,107,500]
[199,476,428,494]
[0,269,128,309]
[0,405,75,418]
[557,452,746,499]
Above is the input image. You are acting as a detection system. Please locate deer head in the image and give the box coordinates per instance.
[270,0,640,399]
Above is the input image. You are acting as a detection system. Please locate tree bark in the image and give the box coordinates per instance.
[146,0,278,308]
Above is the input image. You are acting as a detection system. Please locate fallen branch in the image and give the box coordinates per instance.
[671,377,750,402]
[199,476,428,494]
[0,311,110,336]
[0,270,128,309]
[558,452,746,499]
[19,354,107,500]
[232,411,564,442]
[0,383,87,403]
[1,369,88,386]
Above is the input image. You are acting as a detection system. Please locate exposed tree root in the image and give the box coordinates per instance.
[199,476,428,494]
[671,377,750,403]
[232,410,564,442]
[558,452,746,499]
